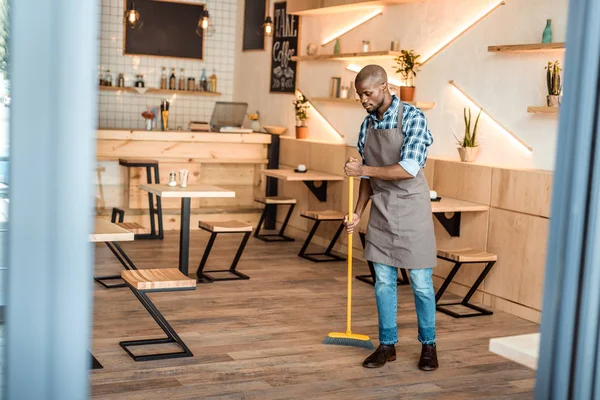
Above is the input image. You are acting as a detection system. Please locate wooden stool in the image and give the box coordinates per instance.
[298,210,346,262]
[94,208,150,289]
[120,268,196,361]
[435,248,497,318]
[253,196,296,242]
[119,158,164,240]
[355,227,409,286]
[196,221,252,283]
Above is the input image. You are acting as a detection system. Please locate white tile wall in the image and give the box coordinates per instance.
[98,0,237,130]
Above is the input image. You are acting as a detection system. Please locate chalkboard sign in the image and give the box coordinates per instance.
[242,0,266,51]
[269,2,300,93]
[124,0,205,60]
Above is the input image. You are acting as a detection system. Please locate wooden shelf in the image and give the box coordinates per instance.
[292,50,401,62]
[99,86,221,97]
[288,0,423,16]
[527,106,559,114]
[488,43,565,53]
[311,97,435,110]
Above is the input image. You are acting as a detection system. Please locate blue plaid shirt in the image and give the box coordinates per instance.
[357,95,433,177]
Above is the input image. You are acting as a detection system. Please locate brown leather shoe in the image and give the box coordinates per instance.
[418,344,439,371]
[362,344,396,368]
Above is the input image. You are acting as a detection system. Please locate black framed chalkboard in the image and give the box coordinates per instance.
[269,2,300,93]
[124,0,205,60]
[242,0,266,51]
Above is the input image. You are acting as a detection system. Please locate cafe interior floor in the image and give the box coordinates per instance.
[90,230,537,399]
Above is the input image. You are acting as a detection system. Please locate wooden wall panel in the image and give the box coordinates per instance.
[485,208,549,310]
[491,168,553,218]
[97,141,267,162]
[280,138,311,169]
[424,159,435,188]
[433,160,493,205]
[309,142,346,175]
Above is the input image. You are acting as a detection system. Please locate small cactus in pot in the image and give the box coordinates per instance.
[546,61,562,107]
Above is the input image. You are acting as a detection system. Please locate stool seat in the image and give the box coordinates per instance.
[119,158,159,166]
[199,220,253,233]
[437,248,497,263]
[254,196,297,205]
[116,222,150,235]
[301,210,345,221]
[121,268,196,291]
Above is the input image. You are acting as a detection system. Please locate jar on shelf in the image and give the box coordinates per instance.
[362,40,371,53]
[104,70,112,86]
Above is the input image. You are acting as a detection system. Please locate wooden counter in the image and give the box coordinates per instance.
[95,129,272,229]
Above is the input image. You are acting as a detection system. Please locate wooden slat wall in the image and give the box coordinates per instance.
[95,133,270,228]
[279,138,553,323]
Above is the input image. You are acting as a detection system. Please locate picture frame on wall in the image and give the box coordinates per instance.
[242,0,267,51]
[269,2,300,94]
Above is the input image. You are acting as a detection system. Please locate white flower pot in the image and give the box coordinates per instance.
[457,147,480,163]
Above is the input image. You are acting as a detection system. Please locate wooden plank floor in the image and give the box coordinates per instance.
[91,231,537,399]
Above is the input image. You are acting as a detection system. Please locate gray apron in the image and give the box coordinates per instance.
[363,102,437,269]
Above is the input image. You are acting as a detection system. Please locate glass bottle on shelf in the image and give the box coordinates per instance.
[200,68,208,91]
[104,70,112,86]
[169,68,176,90]
[160,67,167,89]
[209,69,217,92]
[178,68,185,91]
[118,73,125,87]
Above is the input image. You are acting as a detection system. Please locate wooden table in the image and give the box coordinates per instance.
[431,197,489,237]
[489,333,539,370]
[139,184,235,276]
[261,169,344,202]
[90,219,135,369]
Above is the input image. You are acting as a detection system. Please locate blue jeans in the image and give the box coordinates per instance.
[373,263,436,345]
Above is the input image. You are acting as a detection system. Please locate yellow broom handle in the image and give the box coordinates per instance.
[347,177,353,335]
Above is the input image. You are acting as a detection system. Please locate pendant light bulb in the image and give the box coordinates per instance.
[263,16,273,37]
[196,9,215,37]
[202,11,209,29]
[124,2,142,30]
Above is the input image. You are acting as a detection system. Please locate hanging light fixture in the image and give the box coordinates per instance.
[262,0,273,37]
[124,1,142,30]
[196,9,215,37]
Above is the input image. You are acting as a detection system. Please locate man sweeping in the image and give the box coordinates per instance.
[343,64,439,371]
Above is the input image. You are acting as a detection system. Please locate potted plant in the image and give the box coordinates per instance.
[455,107,481,162]
[393,49,421,102]
[248,111,261,132]
[546,60,562,107]
[293,93,310,139]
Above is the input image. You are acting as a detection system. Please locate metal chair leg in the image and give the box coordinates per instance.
[197,231,251,282]
[298,219,346,263]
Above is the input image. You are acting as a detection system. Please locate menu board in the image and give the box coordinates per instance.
[269,2,300,93]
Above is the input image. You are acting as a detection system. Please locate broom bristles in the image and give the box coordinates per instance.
[322,336,375,350]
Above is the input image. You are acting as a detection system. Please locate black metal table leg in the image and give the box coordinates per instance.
[179,197,191,276]
[90,352,103,369]
[265,134,280,229]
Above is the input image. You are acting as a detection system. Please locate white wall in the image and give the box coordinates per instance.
[98,0,237,130]
[235,0,568,170]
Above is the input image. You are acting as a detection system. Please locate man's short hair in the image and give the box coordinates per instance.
[355,65,388,85]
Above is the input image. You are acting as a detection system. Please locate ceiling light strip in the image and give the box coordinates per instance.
[449,80,533,152]
[321,10,383,47]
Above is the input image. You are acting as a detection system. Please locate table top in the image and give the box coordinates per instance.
[91,219,135,243]
[489,333,539,370]
[261,169,344,182]
[432,197,489,213]
[139,184,236,198]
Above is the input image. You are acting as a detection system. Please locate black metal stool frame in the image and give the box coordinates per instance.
[196,227,251,283]
[254,203,296,242]
[298,216,346,262]
[119,160,164,240]
[93,208,138,289]
[435,254,496,318]
[355,231,409,286]
[120,284,194,361]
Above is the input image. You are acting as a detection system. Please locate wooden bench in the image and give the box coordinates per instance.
[355,227,410,286]
[93,208,150,289]
[196,220,252,283]
[298,210,346,263]
[435,248,497,318]
[253,196,296,242]
[118,158,164,240]
[119,268,196,361]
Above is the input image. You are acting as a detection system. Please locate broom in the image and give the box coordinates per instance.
[323,176,375,350]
